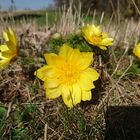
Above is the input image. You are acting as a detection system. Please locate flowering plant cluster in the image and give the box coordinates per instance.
[81,24,113,50]
[0,28,18,69]
[1,24,139,108]
[35,44,99,107]
[34,24,114,108]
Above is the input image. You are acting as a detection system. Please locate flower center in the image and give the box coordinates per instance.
[58,62,80,85]
[92,35,102,43]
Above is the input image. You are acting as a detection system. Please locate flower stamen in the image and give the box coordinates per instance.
[92,35,102,43]
[58,62,80,85]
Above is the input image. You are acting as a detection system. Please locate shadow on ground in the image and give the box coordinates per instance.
[105,106,140,140]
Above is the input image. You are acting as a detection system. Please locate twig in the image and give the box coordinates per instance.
[100,12,104,24]
[131,0,140,15]
[44,124,48,140]
[6,102,12,118]
[116,56,133,83]
[111,46,129,77]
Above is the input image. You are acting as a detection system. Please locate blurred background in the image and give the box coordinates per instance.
[0,0,139,19]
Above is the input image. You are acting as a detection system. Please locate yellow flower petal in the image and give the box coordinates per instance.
[59,44,74,61]
[67,48,81,62]
[44,78,60,89]
[59,45,93,71]
[0,45,9,52]
[79,75,95,90]
[82,90,92,101]
[133,43,140,60]
[84,68,99,81]
[3,28,17,52]
[102,38,113,46]
[71,84,81,105]
[44,53,57,64]
[44,53,65,68]
[102,32,108,38]
[76,52,93,70]
[35,66,57,81]
[93,26,102,36]
[34,65,49,81]
[98,45,107,50]
[61,85,73,108]
[2,50,14,59]
[82,24,101,36]
[8,28,17,46]
[3,31,9,42]
[0,57,11,69]
[79,68,99,90]
[46,87,61,99]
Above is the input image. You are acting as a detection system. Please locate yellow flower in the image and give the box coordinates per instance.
[81,24,113,50]
[133,43,140,60]
[0,28,18,69]
[35,44,99,108]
